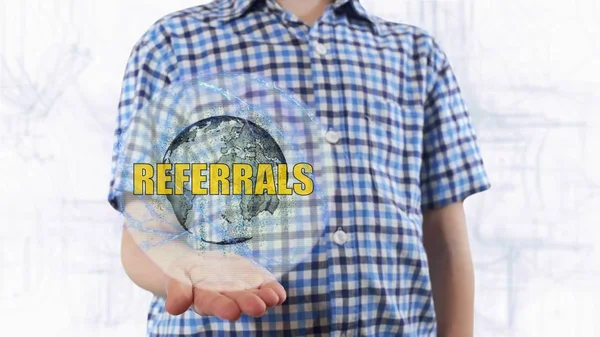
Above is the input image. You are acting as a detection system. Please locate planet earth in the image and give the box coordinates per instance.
[163,115,287,245]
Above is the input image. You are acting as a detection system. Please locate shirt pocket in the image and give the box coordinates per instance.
[346,95,424,215]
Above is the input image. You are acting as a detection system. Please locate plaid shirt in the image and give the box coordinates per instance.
[109,0,491,336]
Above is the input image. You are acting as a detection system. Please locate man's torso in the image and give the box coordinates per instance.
[122,0,443,335]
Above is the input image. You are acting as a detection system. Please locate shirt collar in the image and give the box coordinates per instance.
[216,0,380,34]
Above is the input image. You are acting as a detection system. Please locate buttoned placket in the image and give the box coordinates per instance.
[268,3,357,334]
[307,8,361,337]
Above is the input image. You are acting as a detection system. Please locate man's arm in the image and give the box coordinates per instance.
[119,193,286,319]
[422,201,474,337]
[109,22,286,320]
[418,37,490,336]
[121,225,170,298]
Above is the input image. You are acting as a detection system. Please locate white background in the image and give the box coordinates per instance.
[1,0,599,336]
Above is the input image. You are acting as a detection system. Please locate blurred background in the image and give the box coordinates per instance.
[1,0,599,336]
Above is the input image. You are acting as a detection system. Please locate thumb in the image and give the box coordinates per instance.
[164,273,194,315]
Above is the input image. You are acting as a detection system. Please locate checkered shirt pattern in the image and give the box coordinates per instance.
[108,0,491,336]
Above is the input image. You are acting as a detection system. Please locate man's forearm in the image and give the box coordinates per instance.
[422,202,475,337]
[120,194,196,298]
[122,226,202,298]
[121,226,170,298]
[426,241,475,337]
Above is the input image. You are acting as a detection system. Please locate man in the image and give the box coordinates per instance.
[109,0,491,336]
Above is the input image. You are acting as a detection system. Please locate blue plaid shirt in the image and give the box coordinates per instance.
[109,0,491,335]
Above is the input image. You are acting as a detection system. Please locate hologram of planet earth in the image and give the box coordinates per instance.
[163,115,288,245]
[117,73,332,277]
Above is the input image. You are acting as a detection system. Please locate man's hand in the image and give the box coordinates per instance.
[163,250,286,320]
[120,193,287,321]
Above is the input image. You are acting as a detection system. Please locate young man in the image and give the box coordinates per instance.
[109,0,491,336]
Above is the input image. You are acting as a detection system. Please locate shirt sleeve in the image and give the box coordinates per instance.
[419,40,491,211]
[108,22,179,212]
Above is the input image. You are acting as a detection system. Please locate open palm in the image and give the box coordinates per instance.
[163,250,286,320]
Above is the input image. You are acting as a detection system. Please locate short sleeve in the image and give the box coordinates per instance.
[419,41,491,211]
[108,22,179,211]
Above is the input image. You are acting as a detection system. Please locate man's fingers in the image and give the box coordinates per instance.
[222,290,267,318]
[193,288,242,321]
[253,287,279,308]
[260,281,287,305]
[165,277,193,315]
[164,251,285,321]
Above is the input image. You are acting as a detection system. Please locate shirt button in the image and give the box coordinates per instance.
[325,130,341,144]
[333,229,348,246]
[314,42,328,56]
